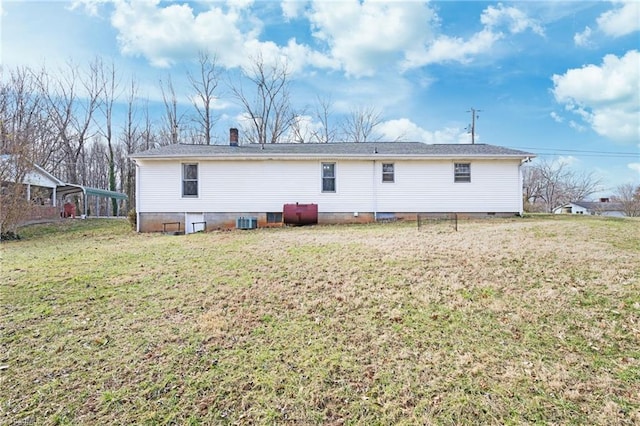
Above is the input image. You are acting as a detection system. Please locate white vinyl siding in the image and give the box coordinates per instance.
[137,158,523,214]
[374,160,521,213]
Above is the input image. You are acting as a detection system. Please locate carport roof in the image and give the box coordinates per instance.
[57,184,128,200]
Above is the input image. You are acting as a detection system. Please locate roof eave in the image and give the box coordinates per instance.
[131,153,534,161]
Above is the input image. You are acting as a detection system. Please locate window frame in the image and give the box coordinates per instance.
[454,162,471,183]
[182,163,199,197]
[266,212,282,223]
[321,162,336,193]
[382,163,395,183]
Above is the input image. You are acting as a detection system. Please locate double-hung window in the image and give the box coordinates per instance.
[454,163,471,183]
[182,163,198,197]
[322,163,336,192]
[382,163,395,183]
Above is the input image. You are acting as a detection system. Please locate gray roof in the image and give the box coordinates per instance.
[130,142,535,160]
[572,201,624,212]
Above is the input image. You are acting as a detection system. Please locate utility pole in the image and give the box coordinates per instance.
[467,107,481,144]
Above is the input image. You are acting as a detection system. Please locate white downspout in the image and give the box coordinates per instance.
[135,162,140,232]
[518,159,527,216]
[372,160,377,221]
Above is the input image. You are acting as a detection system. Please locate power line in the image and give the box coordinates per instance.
[506,145,639,158]
[532,152,637,158]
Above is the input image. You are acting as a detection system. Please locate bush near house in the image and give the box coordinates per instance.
[1,217,639,425]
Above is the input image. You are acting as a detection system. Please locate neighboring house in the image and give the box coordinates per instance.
[554,200,625,217]
[1,154,128,220]
[130,134,535,233]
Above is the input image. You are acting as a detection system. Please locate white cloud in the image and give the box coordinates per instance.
[628,163,640,174]
[556,155,579,167]
[405,29,501,67]
[480,3,545,36]
[108,0,314,71]
[574,26,592,47]
[227,0,254,11]
[307,0,437,76]
[404,3,543,68]
[596,0,640,37]
[281,0,305,21]
[574,1,639,47]
[77,0,547,78]
[377,119,469,144]
[110,1,239,67]
[69,0,110,17]
[550,112,564,123]
[552,50,640,143]
[569,121,586,132]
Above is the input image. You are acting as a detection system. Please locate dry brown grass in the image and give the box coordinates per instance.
[1,216,639,425]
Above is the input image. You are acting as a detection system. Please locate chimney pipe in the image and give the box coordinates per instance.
[230,128,239,146]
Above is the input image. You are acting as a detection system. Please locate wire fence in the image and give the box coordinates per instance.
[417,213,458,231]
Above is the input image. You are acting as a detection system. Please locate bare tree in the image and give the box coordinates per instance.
[39,60,103,184]
[2,67,57,170]
[522,164,544,212]
[288,107,320,143]
[85,137,109,190]
[230,53,293,144]
[120,78,142,211]
[188,51,221,145]
[523,159,602,213]
[612,183,640,217]
[140,99,158,151]
[0,144,33,238]
[97,59,121,215]
[159,75,182,145]
[0,66,56,236]
[310,95,337,143]
[341,105,382,142]
[0,70,33,237]
[84,137,110,215]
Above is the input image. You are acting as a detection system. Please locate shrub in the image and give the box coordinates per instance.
[127,209,137,230]
[1,230,21,241]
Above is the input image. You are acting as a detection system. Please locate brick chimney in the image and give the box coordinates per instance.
[230,128,239,146]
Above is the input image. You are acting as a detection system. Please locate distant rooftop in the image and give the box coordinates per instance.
[571,201,624,211]
[131,142,535,160]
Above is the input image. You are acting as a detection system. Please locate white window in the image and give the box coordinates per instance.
[454,163,471,183]
[382,163,394,183]
[322,163,336,192]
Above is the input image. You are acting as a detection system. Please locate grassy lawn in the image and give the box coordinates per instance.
[1,216,639,425]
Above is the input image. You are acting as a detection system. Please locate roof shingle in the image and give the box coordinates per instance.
[130,142,535,159]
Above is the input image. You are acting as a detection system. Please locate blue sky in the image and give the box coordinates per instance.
[2,0,639,194]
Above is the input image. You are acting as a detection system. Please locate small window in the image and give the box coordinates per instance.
[182,163,198,197]
[382,163,394,183]
[454,163,471,183]
[322,163,336,192]
[266,212,282,223]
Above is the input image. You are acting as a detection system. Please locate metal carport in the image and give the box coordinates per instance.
[56,184,128,217]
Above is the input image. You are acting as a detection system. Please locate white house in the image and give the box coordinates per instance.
[554,200,625,217]
[1,154,128,220]
[130,135,535,233]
